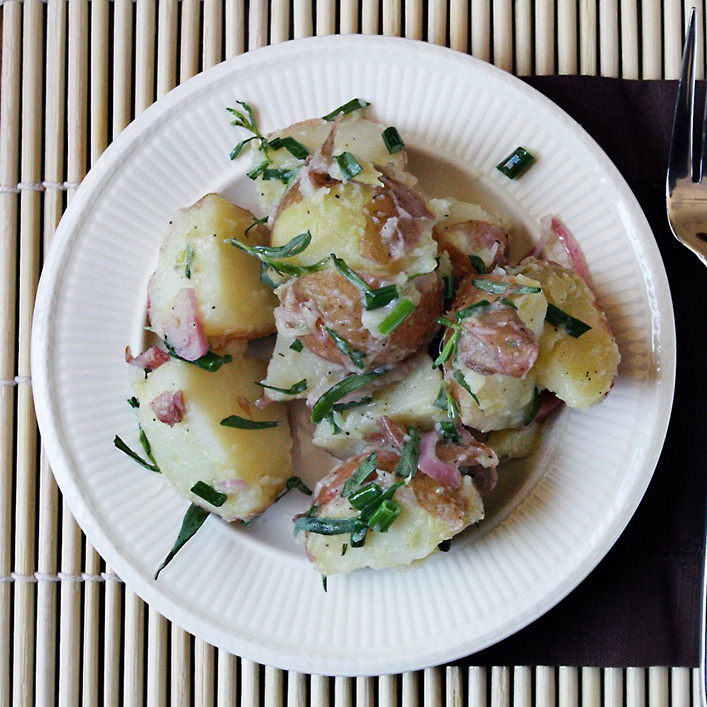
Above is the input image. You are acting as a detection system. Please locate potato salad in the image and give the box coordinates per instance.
[117,100,620,582]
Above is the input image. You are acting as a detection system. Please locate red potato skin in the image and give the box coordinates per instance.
[289,269,444,370]
[433,220,509,280]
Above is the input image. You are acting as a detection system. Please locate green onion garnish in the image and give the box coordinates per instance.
[164,340,233,373]
[350,520,368,547]
[324,412,342,435]
[367,499,402,532]
[377,299,416,336]
[524,386,540,426]
[342,452,378,497]
[472,278,509,294]
[438,421,459,443]
[114,435,159,473]
[326,328,366,369]
[244,216,268,237]
[184,245,194,279]
[220,415,280,430]
[294,515,360,536]
[234,231,311,259]
[334,152,362,180]
[331,253,369,291]
[247,159,271,180]
[154,503,209,579]
[395,427,421,481]
[127,396,140,409]
[545,303,592,338]
[496,146,535,179]
[322,98,369,121]
[289,339,304,352]
[256,379,308,395]
[382,126,405,154]
[191,480,227,508]
[364,284,398,310]
[268,136,309,160]
[310,368,387,423]
[469,255,487,274]
[433,328,461,368]
[348,482,383,510]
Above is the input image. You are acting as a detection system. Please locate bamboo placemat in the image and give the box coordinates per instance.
[1,1,704,705]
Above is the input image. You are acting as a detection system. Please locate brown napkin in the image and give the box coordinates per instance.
[456,77,705,668]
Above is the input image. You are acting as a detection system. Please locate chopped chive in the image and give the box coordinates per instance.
[438,421,459,443]
[472,278,509,294]
[438,539,452,552]
[348,482,383,510]
[285,476,313,495]
[350,520,368,547]
[395,427,421,481]
[501,297,517,310]
[524,386,541,426]
[164,340,233,372]
[377,299,416,336]
[341,543,348,555]
[294,515,359,536]
[331,253,370,291]
[322,98,369,121]
[191,480,227,508]
[364,284,398,311]
[262,167,298,183]
[447,389,460,421]
[496,146,535,179]
[114,435,159,473]
[453,369,480,405]
[267,256,330,278]
[332,397,372,413]
[310,368,387,423]
[154,504,210,579]
[434,328,461,368]
[289,339,304,352]
[382,126,405,154]
[184,245,194,279]
[321,575,328,592]
[326,328,366,369]
[435,382,460,421]
[545,303,592,338]
[127,396,140,409]
[342,452,378,497]
[247,158,271,180]
[324,411,342,434]
[256,379,308,395]
[515,285,542,294]
[230,136,257,160]
[443,274,457,301]
[434,385,450,411]
[367,499,402,532]
[334,152,362,180]
[220,415,280,430]
[469,255,487,274]
[232,231,311,259]
[268,136,309,160]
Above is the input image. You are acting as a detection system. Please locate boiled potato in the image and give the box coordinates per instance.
[312,352,446,457]
[517,259,620,409]
[302,451,484,575]
[133,353,292,522]
[148,194,277,347]
[486,423,542,462]
[256,112,408,216]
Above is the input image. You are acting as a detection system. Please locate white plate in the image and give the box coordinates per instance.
[32,36,675,676]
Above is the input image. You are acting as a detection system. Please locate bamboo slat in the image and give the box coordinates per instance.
[0,2,701,706]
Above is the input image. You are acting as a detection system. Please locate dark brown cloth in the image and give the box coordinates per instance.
[457,77,706,668]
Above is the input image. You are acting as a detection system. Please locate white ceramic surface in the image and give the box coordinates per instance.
[32,36,675,676]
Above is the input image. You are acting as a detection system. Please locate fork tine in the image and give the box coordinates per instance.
[668,8,696,189]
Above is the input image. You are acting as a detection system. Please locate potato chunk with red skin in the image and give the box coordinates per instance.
[302,450,484,575]
[276,268,444,371]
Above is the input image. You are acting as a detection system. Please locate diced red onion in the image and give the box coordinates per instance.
[419,431,462,488]
[163,288,208,361]
[149,390,185,427]
[125,346,170,371]
[538,216,590,283]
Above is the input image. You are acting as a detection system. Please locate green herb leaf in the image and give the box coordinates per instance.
[326,328,366,369]
[322,98,369,121]
[220,415,280,430]
[545,303,592,338]
[434,385,450,411]
[469,255,487,274]
[334,151,362,180]
[114,435,159,473]
[230,136,257,160]
[515,285,542,294]
[395,427,421,481]
[244,216,268,237]
[247,158,271,180]
[472,278,509,294]
[438,421,459,443]
[322,575,328,592]
[363,284,398,310]
[259,262,281,290]
[342,452,378,497]
[347,482,383,510]
[341,543,348,555]
[367,499,402,532]
[452,368,479,403]
[184,245,194,279]
[268,136,309,160]
[285,476,313,495]
[154,504,210,579]
[191,480,227,508]
[331,253,370,291]
[496,146,535,179]
[294,515,360,536]
[377,299,416,336]
[262,167,298,183]
[454,299,492,321]
[434,328,461,368]
[523,386,541,426]
[501,297,517,310]
[349,520,368,547]
[127,396,140,409]
[139,426,157,466]
[164,340,233,373]
[332,397,372,413]
[232,231,311,260]
[382,126,405,154]
[289,339,304,352]
[256,379,308,396]
[310,368,387,423]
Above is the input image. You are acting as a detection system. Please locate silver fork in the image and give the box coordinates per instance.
[666,9,707,706]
